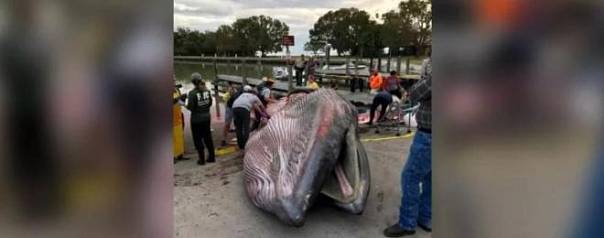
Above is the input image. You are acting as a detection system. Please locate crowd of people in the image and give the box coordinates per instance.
[175,55,430,160]
[294,54,320,87]
[174,75,278,165]
[172,54,432,237]
[366,69,408,126]
[174,70,328,166]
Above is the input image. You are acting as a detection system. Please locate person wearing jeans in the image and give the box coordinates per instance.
[368,90,393,125]
[397,130,431,232]
[384,58,432,237]
[574,142,604,237]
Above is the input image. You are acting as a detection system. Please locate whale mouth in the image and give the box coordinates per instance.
[244,89,370,225]
[319,125,370,214]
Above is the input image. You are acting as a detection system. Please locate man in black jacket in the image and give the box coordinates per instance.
[186,73,215,165]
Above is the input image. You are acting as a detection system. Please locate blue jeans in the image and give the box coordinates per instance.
[399,130,432,230]
[575,146,604,238]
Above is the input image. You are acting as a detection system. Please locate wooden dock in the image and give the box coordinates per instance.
[174,56,425,76]
[316,68,420,80]
[215,74,376,105]
[216,74,290,94]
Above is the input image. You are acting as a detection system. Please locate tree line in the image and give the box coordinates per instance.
[174,15,289,57]
[174,0,431,57]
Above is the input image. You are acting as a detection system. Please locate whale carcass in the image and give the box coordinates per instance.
[243,88,370,226]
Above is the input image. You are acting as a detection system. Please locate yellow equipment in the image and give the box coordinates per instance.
[173,88,185,159]
[215,146,238,157]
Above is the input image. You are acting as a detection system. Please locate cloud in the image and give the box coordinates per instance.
[174,15,234,31]
[174,0,239,17]
[229,0,350,9]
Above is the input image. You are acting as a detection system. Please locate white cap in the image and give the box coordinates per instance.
[243,85,253,91]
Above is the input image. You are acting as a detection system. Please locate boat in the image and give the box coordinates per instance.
[272,67,296,80]
[324,63,367,70]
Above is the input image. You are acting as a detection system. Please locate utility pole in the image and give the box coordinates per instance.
[282,34,295,92]
[213,53,220,117]
[325,43,331,70]
[286,45,293,92]
[386,47,391,72]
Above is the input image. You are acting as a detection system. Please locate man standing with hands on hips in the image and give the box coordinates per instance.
[384,57,432,237]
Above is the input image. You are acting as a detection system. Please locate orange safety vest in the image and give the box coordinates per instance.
[369,74,383,89]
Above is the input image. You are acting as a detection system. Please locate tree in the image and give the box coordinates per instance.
[381,10,407,55]
[232,15,289,56]
[305,1,432,58]
[201,31,217,55]
[173,27,213,56]
[174,27,189,56]
[304,40,323,55]
[232,18,256,56]
[216,25,235,56]
[173,15,289,57]
[398,0,432,55]
[364,23,385,58]
[309,8,375,56]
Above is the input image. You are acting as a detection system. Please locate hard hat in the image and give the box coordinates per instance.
[243,85,253,91]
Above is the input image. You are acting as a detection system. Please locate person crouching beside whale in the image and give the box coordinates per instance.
[232,85,269,151]
[186,73,215,165]
[368,89,393,126]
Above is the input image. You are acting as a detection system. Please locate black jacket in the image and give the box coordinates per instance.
[226,89,243,108]
[187,88,212,123]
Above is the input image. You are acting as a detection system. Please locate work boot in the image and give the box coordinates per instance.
[176,155,190,161]
[197,151,205,165]
[383,224,415,237]
[207,155,216,163]
[418,223,432,232]
[173,155,190,163]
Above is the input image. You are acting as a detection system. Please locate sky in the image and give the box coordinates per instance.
[174,0,401,55]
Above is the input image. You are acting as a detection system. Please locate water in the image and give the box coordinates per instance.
[174,59,423,85]
[174,61,281,85]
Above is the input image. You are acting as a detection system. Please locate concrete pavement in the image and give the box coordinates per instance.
[174,96,431,238]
